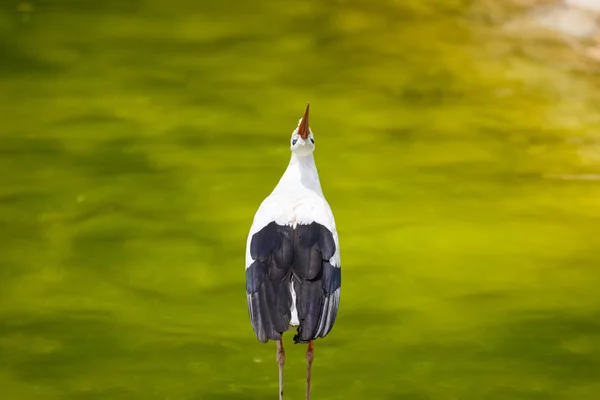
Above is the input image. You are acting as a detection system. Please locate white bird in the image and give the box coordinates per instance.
[245,104,341,400]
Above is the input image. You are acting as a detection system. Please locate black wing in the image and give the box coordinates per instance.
[291,222,341,344]
[246,221,341,344]
[246,222,294,343]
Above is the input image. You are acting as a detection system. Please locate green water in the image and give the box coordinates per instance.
[2,1,600,399]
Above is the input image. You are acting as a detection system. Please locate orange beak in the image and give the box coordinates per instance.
[298,103,310,139]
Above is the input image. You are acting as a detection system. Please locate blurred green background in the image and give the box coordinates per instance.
[2,0,600,399]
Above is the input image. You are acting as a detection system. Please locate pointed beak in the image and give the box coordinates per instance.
[298,103,310,139]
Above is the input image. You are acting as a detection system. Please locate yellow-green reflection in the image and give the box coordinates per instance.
[1,1,600,399]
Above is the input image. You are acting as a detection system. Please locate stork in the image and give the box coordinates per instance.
[245,104,341,400]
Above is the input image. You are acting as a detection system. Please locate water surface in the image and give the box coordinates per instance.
[1,1,600,399]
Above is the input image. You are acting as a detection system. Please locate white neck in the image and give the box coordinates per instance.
[273,153,323,196]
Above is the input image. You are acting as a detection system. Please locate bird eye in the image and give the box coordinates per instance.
[292,139,297,145]
[310,138,315,144]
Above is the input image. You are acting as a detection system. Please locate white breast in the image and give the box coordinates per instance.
[245,190,340,270]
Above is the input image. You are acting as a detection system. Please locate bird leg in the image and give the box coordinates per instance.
[277,339,285,400]
[306,340,314,400]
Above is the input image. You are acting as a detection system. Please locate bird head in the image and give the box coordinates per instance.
[290,103,315,156]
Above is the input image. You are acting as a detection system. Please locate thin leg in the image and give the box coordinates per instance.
[306,340,314,400]
[277,339,285,400]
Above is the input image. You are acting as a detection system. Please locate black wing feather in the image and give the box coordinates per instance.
[292,223,340,344]
[247,222,294,342]
[246,221,341,344]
